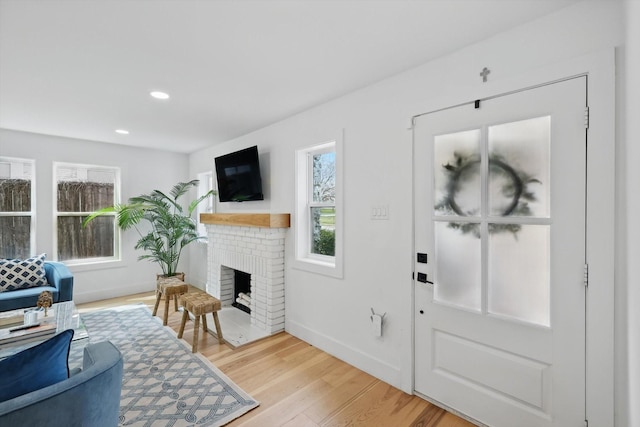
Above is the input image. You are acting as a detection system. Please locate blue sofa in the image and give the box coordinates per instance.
[0,261,74,312]
[0,341,124,426]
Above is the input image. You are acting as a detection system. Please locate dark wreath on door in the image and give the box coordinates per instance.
[430,117,551,326]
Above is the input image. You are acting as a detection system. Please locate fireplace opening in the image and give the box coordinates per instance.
[232,270,251,314]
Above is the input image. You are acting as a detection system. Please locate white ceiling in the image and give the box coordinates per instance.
[0,0,580,154]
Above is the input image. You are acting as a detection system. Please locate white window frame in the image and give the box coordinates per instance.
[0,156,36,258]
[53,162,121,265]
[196,171,215,239]
[294,132,343,278]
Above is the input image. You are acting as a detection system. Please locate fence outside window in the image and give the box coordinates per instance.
[55,163,120,263]
[0,157,34,259]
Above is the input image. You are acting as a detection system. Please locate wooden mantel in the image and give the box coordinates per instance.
[200,213,290,228]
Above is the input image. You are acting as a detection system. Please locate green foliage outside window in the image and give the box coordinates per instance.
[313,229,335,256]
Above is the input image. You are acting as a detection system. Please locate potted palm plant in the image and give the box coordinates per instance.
[83,180,215,278]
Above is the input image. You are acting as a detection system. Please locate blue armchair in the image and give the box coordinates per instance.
[0,341,124,426]
[0,261,74,311]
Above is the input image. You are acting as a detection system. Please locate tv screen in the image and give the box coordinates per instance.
[214,146,264,202]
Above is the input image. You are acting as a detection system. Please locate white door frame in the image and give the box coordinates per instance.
[410,49,615,426]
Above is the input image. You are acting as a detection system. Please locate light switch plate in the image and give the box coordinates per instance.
[371,205,389,220]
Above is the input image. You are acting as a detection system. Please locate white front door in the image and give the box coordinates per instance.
[413,77,587,427]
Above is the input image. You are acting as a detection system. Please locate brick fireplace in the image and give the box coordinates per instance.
[201,214,290,335]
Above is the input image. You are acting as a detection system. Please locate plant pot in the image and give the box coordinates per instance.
[156,272,185,283]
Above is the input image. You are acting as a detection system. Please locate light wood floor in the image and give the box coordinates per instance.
[77,290,475,427]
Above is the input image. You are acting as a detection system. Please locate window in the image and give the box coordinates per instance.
[196,171,214,238]
[309,149,336,256]
[295,134,343,278]
[54,163,120,264]
[0,157,35,259]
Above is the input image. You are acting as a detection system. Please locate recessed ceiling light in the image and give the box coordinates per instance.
[115,129,129,135]
[150,91,170,100]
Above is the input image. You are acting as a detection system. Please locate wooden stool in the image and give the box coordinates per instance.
[178,292,224,353]
[152,277,189,326]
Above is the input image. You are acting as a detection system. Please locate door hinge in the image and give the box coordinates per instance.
[584,107,590,129]
[584,264,589,287]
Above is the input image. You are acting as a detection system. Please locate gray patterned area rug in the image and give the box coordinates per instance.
[69,304,259,427]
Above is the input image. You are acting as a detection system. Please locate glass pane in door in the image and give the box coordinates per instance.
[434,221,481,311]
[434,129,481,217]
[488,224,550,326]
[488,117,550,218]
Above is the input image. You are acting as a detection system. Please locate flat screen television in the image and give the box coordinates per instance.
[214,146,264,202]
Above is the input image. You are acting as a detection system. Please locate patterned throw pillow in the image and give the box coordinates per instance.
[0,253,49,293]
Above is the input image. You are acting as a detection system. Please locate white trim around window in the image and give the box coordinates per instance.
[293,130,344,278]
[53,162,121,265]
[196,170,215,239]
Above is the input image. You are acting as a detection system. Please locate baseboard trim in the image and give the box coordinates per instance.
[286,319,403,392]
[74,282,153,304]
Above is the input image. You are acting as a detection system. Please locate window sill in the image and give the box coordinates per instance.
[292,256,343,279]
[64,259,126,273]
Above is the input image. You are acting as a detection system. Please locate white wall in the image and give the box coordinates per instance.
[622,2,639,426]
[182,1,629,424]
[0,129,189,303]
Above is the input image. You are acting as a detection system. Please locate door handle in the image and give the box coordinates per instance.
[417,272,433,285]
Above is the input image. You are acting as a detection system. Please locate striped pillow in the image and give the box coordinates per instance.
[0,254,49,293]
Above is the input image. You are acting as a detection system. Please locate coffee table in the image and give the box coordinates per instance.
[0,301,88,359]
